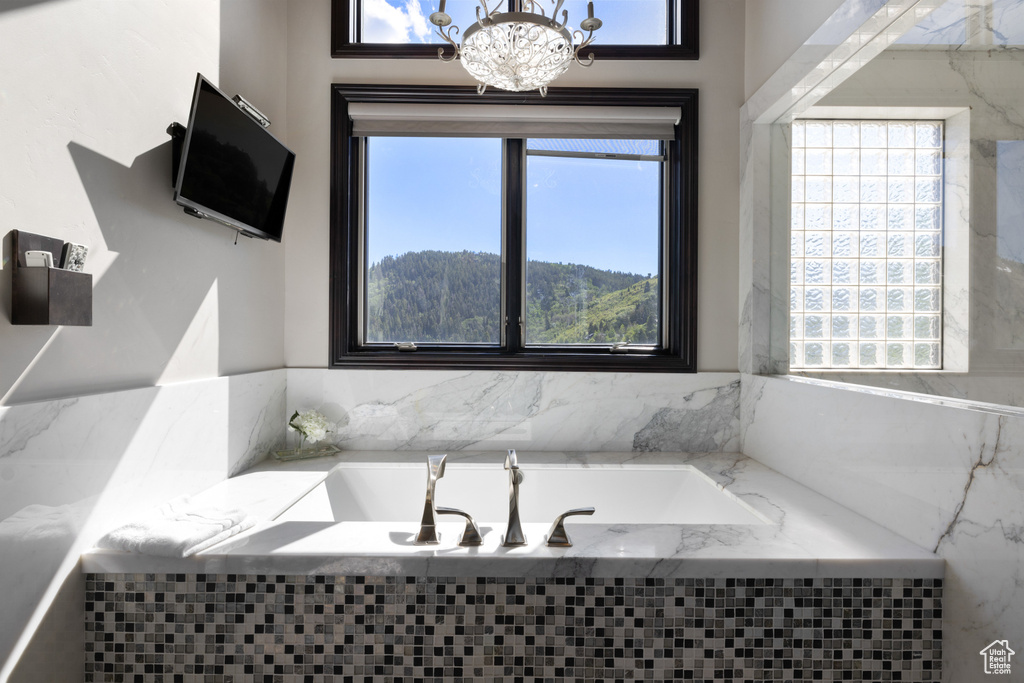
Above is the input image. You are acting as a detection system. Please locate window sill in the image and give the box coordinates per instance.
[331,350,695,373]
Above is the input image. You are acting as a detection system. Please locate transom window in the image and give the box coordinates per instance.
[790,119,944,370]
[331,85,697,371]
[331,0,698,59]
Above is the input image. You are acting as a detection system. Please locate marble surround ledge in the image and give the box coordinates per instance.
[286,369,743,453]
[81,449,943,581]
[0,369,287,681]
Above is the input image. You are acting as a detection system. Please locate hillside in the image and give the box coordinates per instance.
[366,250,658,345]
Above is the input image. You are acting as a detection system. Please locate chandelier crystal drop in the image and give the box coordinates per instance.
[429,0,603,97]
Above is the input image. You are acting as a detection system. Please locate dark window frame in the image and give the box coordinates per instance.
[330,84,698,372]
[331,0,698,60]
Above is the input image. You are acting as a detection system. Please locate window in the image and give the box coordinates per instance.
[331,0,698,59]
[331,84,698,371]
[789,120,944,370]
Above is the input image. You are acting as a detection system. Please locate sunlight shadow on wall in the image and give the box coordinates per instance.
[158,279,220,384]
[0,0,68,15]
[0,385,159,681]
[2,142,230,404]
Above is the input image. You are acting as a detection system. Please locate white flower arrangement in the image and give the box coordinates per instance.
[287,409,334,447]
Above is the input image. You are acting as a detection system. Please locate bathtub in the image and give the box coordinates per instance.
[82,450,944,580]
[81,448,950,683]
[82,450,946,683]
[275,461,769,529]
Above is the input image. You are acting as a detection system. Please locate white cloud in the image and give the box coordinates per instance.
[362,0,434,43]
[406,0,434,43]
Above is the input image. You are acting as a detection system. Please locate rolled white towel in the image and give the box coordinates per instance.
[97,496,255,558]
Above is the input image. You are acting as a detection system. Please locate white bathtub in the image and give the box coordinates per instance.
[276,462,768,528]
[81,451,944,580]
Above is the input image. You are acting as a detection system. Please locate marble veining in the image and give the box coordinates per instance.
[741,373,1024,683]
[0,397,77,461]
[288,369,742,453]
[932,415,1003,553]
[632,381,740,452]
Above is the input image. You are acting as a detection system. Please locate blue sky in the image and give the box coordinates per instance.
[362,0,668,45]
[366,136,661,276]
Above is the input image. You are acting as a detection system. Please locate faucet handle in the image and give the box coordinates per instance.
[546,507,595,547]
[504,448,518,470]
[436,506,483,546]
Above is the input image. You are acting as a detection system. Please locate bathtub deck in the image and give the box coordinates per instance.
[81,450,943,579]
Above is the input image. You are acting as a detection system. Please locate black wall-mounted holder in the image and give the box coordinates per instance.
[167,122,185,187]
[11,230,92,326]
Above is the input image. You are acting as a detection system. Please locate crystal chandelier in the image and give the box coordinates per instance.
[429,0,603,97]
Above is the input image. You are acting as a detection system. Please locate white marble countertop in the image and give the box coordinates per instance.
[82,450,943,579]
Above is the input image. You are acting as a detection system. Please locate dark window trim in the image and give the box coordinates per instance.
[329,84,698,372]
[331,0,698,60]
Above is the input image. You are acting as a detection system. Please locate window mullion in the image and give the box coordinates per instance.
[357,137,368,346]
[504,138,525,354]
[667,0,676,45]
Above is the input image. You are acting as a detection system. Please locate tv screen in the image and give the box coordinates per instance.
[173,74,295,242]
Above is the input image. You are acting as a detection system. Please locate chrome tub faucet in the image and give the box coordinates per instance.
[415,453,483,546]
[415,454,447,544]
[502,449,527,546]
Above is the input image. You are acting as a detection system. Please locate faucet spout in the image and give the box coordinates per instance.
[502,449,527,546]
[415,454,447,544]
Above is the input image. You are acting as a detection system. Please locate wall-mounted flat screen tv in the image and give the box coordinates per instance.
[173,74,295,242]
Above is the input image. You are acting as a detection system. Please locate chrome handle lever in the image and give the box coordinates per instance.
[437,506,483,546]
[546,507,595,547]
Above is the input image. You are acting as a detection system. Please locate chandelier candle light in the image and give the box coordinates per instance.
[429,0,603,96]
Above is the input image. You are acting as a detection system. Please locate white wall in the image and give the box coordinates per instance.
[0,1,290,679]
[0,0,287,407]
[282,0,746,372]
[743,0,844,100]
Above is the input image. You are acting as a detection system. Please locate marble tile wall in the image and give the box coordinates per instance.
[749,2,1024,406]
[739,0,943,376]
[741,373,1024,682]
[286,369,742,454]
[0,370,286,681]
[788,40,1024,405]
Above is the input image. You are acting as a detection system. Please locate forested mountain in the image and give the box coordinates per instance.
[366,250,659,344]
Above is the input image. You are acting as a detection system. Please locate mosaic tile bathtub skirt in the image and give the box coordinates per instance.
[85,575,941,682]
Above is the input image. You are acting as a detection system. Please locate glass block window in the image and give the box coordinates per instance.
[790,120,943,369]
